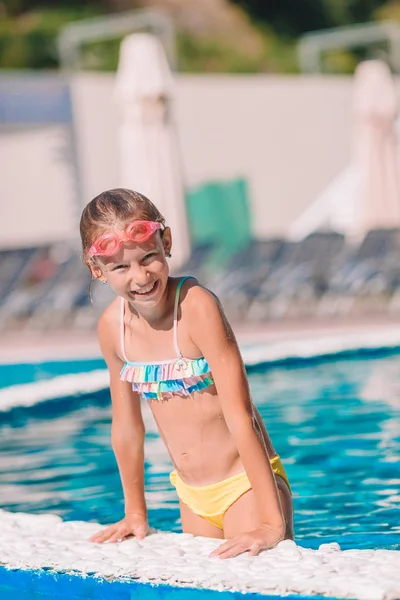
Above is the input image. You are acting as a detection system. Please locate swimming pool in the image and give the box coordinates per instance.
[0,347,399,599]
[1,350,399,550]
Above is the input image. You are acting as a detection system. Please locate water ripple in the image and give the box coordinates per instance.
[0,352,399,549]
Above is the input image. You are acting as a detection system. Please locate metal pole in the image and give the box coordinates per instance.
[57,9,177,72]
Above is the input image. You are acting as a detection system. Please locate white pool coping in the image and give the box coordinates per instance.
[1,330,400,599]
[0,510,399,600]
[241,328,400,365]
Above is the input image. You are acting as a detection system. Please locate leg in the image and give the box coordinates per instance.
[179,500,224,538]
[223,475,294,540]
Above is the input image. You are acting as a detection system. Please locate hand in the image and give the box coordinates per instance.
[90,513,149,544]
[209,524,284,559]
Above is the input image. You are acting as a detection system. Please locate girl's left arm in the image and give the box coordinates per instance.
[187,284,285,558]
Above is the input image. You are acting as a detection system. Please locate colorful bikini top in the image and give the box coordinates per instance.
[120,276,214,400]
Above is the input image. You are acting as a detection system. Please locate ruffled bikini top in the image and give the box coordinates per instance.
[120,276,214,400]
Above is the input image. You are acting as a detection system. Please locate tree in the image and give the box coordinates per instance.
[2,1,108,17]
[229,0,388,37]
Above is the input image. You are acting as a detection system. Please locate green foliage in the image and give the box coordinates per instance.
[229,0,388,36]
[80,37,122,71]
[375,0,400,22]
[0,7,103,69]
[0,0,396,72]
[178,32,265,74]
[0,28,58,69]
[177,23,298,74]
[0,2,300,73]
[321,49,358,74]
[2,0,107,17]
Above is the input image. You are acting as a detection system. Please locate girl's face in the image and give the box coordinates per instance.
[92,227,172,309]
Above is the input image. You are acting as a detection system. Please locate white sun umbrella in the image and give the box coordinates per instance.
[114,33,190,269]
[289,59,400,241]
[352,59,400,236]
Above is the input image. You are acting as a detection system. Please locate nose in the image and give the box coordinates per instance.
[128,264,150,288]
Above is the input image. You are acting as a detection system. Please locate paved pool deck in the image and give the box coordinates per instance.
[3,315,400,363]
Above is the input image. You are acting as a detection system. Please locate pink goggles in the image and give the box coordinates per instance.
[88,220,164,257]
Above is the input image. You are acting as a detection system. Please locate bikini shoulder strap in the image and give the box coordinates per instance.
[120,297,128,362]
[173,276,195,358]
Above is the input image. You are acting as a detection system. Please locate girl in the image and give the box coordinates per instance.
[80,188,293,559]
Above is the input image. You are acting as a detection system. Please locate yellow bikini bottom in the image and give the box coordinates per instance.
[170,454,290,530]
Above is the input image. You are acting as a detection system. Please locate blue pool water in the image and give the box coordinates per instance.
[0,351,399,552]
[0,359,105,389]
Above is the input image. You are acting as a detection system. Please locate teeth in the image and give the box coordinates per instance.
[135,282,156,295]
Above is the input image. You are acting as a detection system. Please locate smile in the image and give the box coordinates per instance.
[130,280,159,298]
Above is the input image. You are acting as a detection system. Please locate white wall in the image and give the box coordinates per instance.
[175,75,353,237]
[0,124,77,248]
[71,73,353,238]
[69,73,120,205]
[1,73,354,248]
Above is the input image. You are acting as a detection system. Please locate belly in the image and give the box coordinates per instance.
[149,387,243,485]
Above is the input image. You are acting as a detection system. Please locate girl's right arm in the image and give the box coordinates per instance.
[90,307,148,543]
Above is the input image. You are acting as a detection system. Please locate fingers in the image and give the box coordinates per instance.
[134,523,148,540]
[211,542,260,559]
[90,525,119,543]
[209,535,265,559]
[209,539,231,558]
[249,543,261,557]
[210,539,248,559]
[90,520,149,544]
[107,528,129,543]
[217,544,246,559]
[90,523,128,544]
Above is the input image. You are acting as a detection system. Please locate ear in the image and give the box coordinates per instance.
[162,226,172,256]
[90,264,106,283]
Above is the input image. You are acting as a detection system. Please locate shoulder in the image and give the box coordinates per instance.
[180,277,230,332]
[98,296,121,333]
[179,277,220,312]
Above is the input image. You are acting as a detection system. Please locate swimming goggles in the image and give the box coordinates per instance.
[88,220,164,257]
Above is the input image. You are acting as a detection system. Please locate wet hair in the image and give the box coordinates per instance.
[80,188,165,270]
